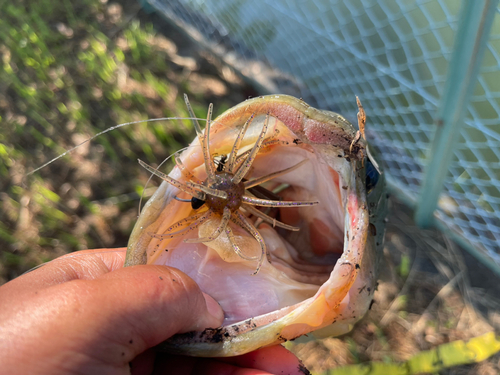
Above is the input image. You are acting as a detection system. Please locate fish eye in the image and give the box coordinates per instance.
[365,158,379,194]
[191,197,206,209]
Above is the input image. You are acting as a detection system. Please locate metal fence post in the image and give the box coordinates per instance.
[415,0,499,227]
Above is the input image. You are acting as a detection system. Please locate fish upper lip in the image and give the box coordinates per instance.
[212,95,367,161]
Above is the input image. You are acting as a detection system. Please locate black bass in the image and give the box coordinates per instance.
[125,95,387,357]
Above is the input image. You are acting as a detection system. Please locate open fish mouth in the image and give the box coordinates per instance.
[125,95,387,357]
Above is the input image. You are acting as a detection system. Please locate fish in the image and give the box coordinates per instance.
[125,94,387,357]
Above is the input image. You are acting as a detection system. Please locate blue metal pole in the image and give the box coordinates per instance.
[415,0,499,227]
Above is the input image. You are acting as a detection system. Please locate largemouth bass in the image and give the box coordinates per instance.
[125,94,387,357]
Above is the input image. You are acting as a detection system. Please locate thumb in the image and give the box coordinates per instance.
[0,264,224,373]
[79,265,224,359]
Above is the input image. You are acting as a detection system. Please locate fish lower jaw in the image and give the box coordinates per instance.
[152,217,340,325]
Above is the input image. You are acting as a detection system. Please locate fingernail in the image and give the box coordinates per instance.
[203,292,224,323]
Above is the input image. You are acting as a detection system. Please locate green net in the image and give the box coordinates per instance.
[144,0,500,273]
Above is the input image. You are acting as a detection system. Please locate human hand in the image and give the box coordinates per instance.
[0,248,308,375]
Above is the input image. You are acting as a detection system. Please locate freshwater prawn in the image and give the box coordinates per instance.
[138,95,318,275]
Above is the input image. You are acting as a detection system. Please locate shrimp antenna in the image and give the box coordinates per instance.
[184,94,204,137]
[24,116,205,179]
[201,104,216,181]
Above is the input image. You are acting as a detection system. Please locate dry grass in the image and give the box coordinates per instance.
[286,199,500,374]
[0,0,256,283]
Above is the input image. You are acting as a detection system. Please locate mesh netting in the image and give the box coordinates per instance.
[145,0,500,270]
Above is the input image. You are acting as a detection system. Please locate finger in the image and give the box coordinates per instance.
[75,265,224,355]
[129,348,155,375]
[221,345,309,375]
[59,247,127,272]
[0,265,224,373]
[152,346,309,375]
[0,248,126,297]
[152,354,272,375]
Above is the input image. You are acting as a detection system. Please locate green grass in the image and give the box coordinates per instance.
[0,0,243,283]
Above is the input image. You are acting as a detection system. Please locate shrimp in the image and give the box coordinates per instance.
[139,95,319,275]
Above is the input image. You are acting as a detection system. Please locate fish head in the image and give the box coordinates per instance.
[126,95,387,357]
